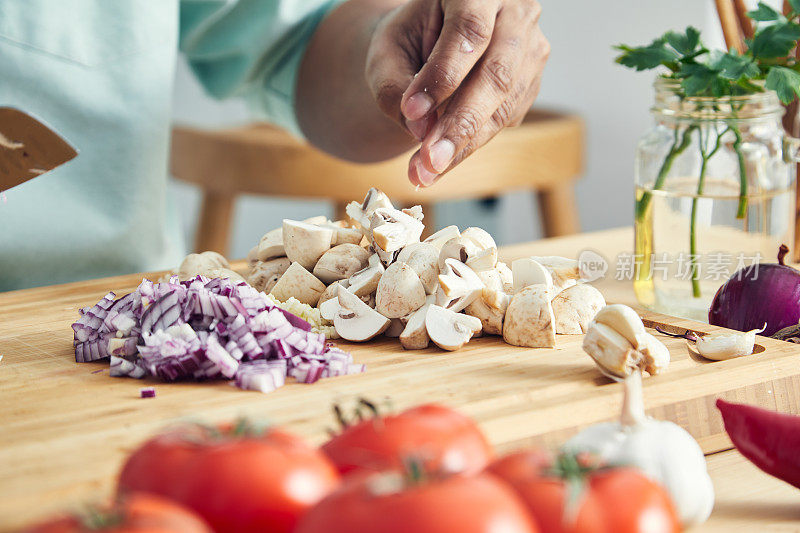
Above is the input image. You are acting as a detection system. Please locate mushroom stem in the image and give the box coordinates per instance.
[620,369,646,428]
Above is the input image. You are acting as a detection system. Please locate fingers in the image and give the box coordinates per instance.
[400,0,500,121]
[366,7,423,125]
[418,8,542,174]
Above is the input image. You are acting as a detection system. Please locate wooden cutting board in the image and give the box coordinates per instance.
[2,261,800,529]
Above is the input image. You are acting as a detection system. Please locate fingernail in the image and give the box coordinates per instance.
[406,118,429,141]
[429,139,455,173]
[415,158,439,186]
[403,92,434,121]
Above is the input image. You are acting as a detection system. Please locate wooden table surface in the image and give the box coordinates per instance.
[2,227,799,532]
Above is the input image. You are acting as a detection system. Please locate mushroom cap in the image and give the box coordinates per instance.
[425,305,482,351]
[256,228,286,261]
[531,256,581,293]
[438,236,479,270]
[375,262,427,318]
[313,244,371,284]
[437,259,485,312]
[178,252,230,279]
[334,285,391,341]
[503,284,556,348]
[247,257,291,293]
[269,262,326,306]
[461,227,496,251]
[423,225,461,251]
[511,258,554,294]
[348,263,384,296]
[318,281,344,307]
[370,207,425,253]
[552,284,607,335]
[464,288,510,336]
[397,242,440,295]
[282,219,334,271]
[400,304,432,350]
[203,268,246,284]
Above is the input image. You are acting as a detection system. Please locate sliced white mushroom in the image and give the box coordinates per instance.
[640,332,670,374]
[690,326,764,361]
[396,242,440,295]
[334,285,391,341]
[313,244,371,284]
[402,205,424,222]
[348,262,385,296]
[269,262,327,306]
[464,287,510,336]
[282,220,333,271]
[318,281,344,307]
[530,256,581,293]
[177,251,231,279]
[400,304,432,350]
[511,258,554,294]
[466,248,498,272]
[203,268,246,284]
[345,188,394,232]
[495,262,514,293]
[593,304,648,349]
[461,227,496,251]
[423,225,461,251]
[303,215,329,226]
[247,257,292,293]
[425,305,482,351]
[385,318,406,338]
[327,225,363,246]
[256,228,285,262]
[319,296,341,321]
[438,237,479,270]
[503,285,556,348]
[370,207,425,253]
[437,259,485,312]
[375,262,427,318]
[551,284,606,334]
[582,322,641,379]
[246,245,259,268]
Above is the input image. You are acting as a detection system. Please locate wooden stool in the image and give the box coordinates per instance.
[170,109,585,255]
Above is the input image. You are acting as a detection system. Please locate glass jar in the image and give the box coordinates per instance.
[634,78,797,321]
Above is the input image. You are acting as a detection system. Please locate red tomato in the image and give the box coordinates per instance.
[487,451,680,533]
[322,403,492,476]
[117,423,339,533]
[296,471,539,533]
[24,493,210,532]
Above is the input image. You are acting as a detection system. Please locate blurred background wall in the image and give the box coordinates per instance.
[170,1,725,258]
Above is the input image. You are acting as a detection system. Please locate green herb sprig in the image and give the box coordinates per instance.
[618,2,800,298]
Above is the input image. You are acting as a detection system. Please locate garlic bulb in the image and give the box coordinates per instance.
[563,371,714,527]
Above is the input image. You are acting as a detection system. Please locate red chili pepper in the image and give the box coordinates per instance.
[716,398,800,489]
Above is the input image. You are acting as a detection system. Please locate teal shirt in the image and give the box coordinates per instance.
[0,0,343,291]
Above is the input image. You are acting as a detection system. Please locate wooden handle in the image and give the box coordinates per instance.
[734,0,754,39]
[715,0,746,53]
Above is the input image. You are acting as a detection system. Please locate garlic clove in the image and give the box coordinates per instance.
[582,322,641,379]
[593,304,648,349]
[691,325,765,361]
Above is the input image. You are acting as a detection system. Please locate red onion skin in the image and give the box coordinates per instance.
[709,262,800,337]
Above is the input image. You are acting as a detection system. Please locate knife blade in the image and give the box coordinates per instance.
[0,107,78,192]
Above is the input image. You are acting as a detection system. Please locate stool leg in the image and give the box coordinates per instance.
[537,183,579,237]
[195,191,235,255]
[420,203,435,239]
[334,201,349,223]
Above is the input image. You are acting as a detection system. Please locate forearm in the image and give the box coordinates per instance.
[296,0,414,163]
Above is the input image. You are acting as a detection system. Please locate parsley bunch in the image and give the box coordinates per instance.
[619,2,800,298]
[616,2,800,104]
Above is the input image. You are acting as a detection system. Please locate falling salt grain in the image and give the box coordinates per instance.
[1,192,6,203]
[140,387,156,399]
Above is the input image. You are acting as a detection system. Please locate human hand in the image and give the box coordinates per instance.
[365,0,550,186]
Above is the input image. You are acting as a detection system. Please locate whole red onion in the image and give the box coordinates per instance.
[709,245,800,337]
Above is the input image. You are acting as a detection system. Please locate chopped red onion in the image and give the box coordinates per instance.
[140,387,156,398]
[70,275,362,392]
